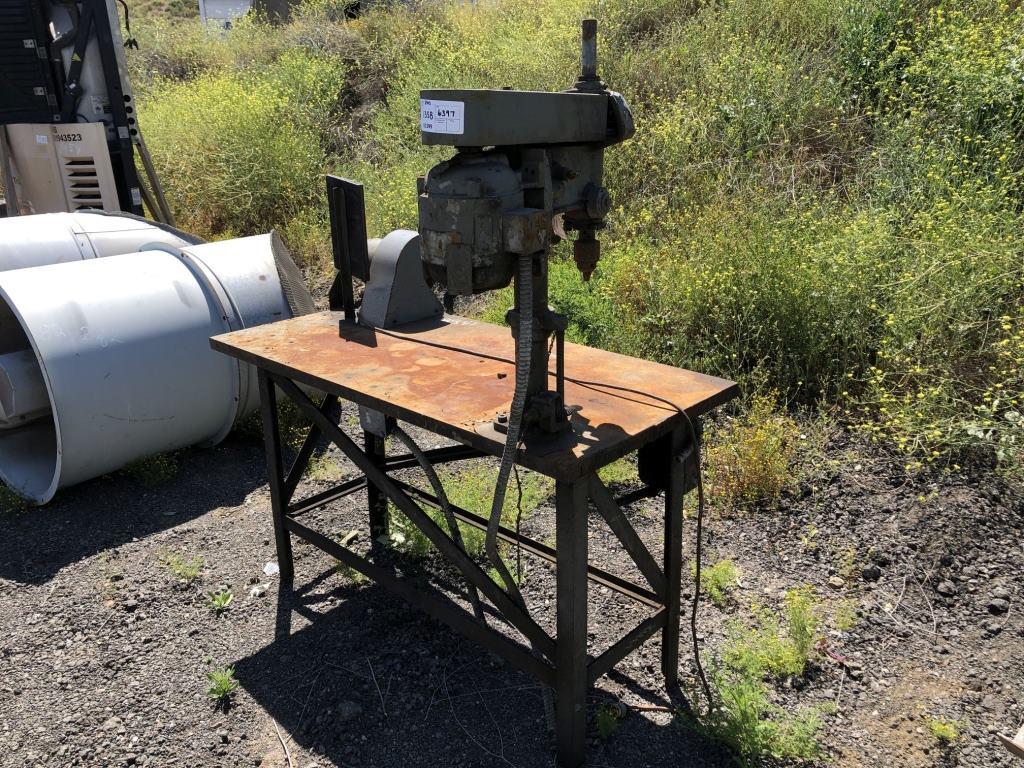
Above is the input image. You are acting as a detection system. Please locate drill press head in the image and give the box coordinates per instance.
[416,19,633,294]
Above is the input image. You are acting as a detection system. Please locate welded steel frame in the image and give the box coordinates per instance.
[255,366,695,768]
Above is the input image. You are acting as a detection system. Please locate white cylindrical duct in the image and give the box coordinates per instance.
[0,210,198,272]
[0,232,311,504]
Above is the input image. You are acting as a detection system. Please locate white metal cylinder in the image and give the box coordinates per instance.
[0,233,309,503]
[0,210,195,272]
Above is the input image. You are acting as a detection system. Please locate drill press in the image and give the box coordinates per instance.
[417,18,633,436]
[214,20,739,765]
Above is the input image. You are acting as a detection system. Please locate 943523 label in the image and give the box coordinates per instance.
[420,99,464,135]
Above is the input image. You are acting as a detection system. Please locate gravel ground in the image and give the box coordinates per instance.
[0,413,1021,768]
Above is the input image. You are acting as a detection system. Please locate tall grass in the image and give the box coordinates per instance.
[129,0,1024,470]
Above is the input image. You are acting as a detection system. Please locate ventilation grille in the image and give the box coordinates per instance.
[271,231,317,317]
[61,156,104,210]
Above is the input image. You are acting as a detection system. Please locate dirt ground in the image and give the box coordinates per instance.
[0,411,1022,768]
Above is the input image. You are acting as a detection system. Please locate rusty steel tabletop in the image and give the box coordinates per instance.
[211,312,738,480]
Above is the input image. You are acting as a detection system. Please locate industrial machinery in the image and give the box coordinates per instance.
[0,0,172,221]
[213,20,733,768]
[338,19,631,437]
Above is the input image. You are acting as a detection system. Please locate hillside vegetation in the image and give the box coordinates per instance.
[129,0,1024,474]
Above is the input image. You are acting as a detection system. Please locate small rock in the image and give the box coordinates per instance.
[123,599,139,613]
[936,580,958,597]
[988,598,1010,615]
[828,576,846,590]
[983,620,1003,636]
[336,700,363,723]
[869,550,892,567]
[216,729,228,744]
[248,583,269,599]
[263,562,279,577]
[991,586,1011,600]
[846,662,864,681]
[862,565,882,582]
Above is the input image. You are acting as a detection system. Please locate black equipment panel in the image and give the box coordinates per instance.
[0,0,60,125]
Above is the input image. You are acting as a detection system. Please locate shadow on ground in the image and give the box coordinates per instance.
[234,566,733,768]
[0,437,265,584]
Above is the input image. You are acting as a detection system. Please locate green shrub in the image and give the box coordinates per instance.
[724,586,821,679]
[696,670,823,763]
[130,0,1024,470]
[139,49,345,237]
[697,585,826,761]
[783,585,820,664]
[692,559,740,608]
[706,391,801,510]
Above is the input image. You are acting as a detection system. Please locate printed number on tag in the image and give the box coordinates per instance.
[420,99,464,135]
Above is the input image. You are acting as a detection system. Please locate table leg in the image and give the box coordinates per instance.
[556,477,589,768]
[661,428,685,687]
[258,370,293,585]
[365,430,389,540]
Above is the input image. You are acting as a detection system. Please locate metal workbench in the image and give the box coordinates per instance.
[211,310,737,767]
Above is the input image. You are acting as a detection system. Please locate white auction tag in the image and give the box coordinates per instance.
[420,98,464,135]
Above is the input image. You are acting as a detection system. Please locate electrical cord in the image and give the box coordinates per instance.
[485,254,532,607]
[682,409,716,710]
[372,320,717,711]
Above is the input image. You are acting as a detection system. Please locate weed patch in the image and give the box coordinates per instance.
[123,453,179,487]
[161,553,204,585]
[598,458,638,486]
[595,704,622,739]
[927,717,961,746]
[207,589,233,614]
[139,48,344,238]
[0,485,28,513]
[707,392,800,510]
[725,587,822,680]
[129,0,1024,470]
[392,463,553,562]
[206,667,239,703]
[692,559,740,608]
[693,672,823,763]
